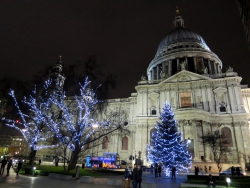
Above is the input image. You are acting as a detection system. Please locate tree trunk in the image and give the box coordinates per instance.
[68,146,80,171]
[29,147,37,165]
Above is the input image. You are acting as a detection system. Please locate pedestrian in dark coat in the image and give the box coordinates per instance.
[16,159,23,176]
[158,164,162,177]
[6,158,13,176]
[132,164,139,188]
[235,167,240,176]
[55,157,59,167]
[171,166,176,181]
[154,163,158,178]
[231,166,235,176]
[137,165,143,188]
[0,157,7,175]
[124,165,132,188]
[207,174,216,187]
[195,166,199,175]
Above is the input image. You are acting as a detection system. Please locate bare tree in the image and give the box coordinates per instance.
[200,130,231,173]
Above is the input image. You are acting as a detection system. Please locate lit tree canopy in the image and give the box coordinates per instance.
[147,102,192,172]
[2,87,54,151]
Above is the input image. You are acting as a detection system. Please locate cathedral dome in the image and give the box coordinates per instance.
[146,8,222,81]
[157,27,210,53]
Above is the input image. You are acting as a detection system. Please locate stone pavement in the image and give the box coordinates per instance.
[0,168,187,188]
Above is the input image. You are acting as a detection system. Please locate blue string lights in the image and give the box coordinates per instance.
[2,87,55,151]
[147,102,192,173]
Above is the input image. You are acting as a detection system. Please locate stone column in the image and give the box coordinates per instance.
[157,65,160,80]
[177,58,180,72]
[208,59,212,74]
[193,57,197,73]
[203,122,211,162]
[214,63,217,74]
[201,58,205,70]
[227,84,236,113]
[185,57,189,70]
[151,68,155,80]
[168,60,172,77]
[191,120,201,162]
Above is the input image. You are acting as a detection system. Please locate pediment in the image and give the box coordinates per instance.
[213,87,227,93]
[148,91,159,98]
[160,70,211,84]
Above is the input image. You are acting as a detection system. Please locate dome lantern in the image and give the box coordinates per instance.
[173,7,184,28]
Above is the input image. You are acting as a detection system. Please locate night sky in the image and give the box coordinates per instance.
[1,1,249,99]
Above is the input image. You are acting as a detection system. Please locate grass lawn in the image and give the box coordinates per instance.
[20,165,113,177]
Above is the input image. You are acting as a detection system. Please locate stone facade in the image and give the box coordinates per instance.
[87,9,250,167]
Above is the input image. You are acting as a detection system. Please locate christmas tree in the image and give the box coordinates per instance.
[147,102,192,172]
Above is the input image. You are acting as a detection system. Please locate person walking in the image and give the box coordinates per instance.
[208,166,212,173]
[137,165,143,188]
[16,159,23,176]
[55,157,59,167]
[231,166,235,176]
[154,163,158,178]
[207,174,216,187]
[171,166,176,181]
[6,158,13,176]
[205,166,208,174]
[0,157,7,175]
[235,167,240,176]
[124,165,132,188]
[131,164,138,188]
[195,166,199,175]
[158,164,162,177]
[38,159,42,165]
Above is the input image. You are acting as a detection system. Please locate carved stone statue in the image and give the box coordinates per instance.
[226,66,233,73]
[141,75,146,81]
[180,61,186,70]
[202,66,208,74]
[138,151,142,160]
[160,71,166,78]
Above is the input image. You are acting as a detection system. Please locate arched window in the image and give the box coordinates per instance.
[221,127,233,147]
[102,136,109,149]
[122,136,128,150]
[150,128,157,146]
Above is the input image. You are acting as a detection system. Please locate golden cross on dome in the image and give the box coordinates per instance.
[176,6,180,14]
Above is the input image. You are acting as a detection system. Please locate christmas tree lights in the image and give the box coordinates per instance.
[147,102,192,173]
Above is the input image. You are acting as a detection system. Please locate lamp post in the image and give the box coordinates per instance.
[226,177,231,187]
[33,167,36,176]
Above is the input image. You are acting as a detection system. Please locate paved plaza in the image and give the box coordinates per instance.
[0,168,187,188]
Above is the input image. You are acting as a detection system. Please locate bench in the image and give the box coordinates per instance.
[107,178,123,186]
[48,173,72,180]
[80,176,94,183]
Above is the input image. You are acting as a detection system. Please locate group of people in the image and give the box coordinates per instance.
[153,163,162,178]
[231,166,241,176]
[124,164,142,188]
[194,165,212,175]
[0,157,23,176]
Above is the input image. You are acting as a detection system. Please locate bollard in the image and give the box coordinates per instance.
[75,165,80,179]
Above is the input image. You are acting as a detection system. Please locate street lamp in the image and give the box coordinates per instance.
[33,167,36,176]
[226,177,231,187]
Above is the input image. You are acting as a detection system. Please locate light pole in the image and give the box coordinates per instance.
[226,177,231,187]
[33,167,36,176]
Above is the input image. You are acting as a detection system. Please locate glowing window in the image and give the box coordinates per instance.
[180,92,192,107]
